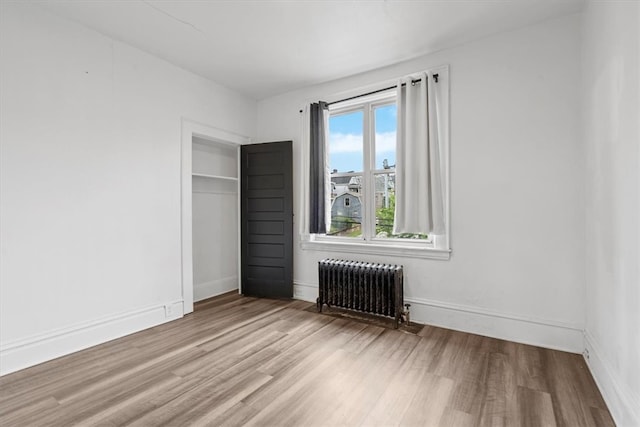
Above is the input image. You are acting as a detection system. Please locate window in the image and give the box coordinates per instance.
[302,67,450,260]
[325,91,426,242]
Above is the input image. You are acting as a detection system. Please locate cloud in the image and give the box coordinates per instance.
[375,131,396,154]
[329,133,362,153]
[329,131,396,154]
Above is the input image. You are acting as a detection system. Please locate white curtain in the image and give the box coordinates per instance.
[394,71,445,235]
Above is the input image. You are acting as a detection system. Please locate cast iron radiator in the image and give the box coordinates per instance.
[317,259,404,328]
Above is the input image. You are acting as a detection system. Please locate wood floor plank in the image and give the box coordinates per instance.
[478,352,518,427]
[208,401,260,426]
[254,317,358,377]
[243,348,350,426]
[252,352,359,426]
[439,408,476,427]
[545,350,603,427]
[0,294,614,427]
[517,386,557,427]
[514,343,550,393]
[399,372,455,426]
[65,373,185,426]
[318,335,421,426]
[0,396,59,427]
[129,370,273,426]
[316,351,392,426]
[590,406,617,427]
[243,319,369,414]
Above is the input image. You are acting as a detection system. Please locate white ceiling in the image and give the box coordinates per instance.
[33,0,584,100]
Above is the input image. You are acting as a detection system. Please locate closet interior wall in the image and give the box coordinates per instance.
[191,136,239,302]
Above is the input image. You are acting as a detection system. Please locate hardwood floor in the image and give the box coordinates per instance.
[0,292,614,426]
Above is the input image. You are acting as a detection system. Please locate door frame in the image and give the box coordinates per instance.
[180,118,251,314]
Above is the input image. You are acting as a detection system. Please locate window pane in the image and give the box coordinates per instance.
[374,171,428,240]
[329,174,363,238]
[374,104,396,170]
[374,172,395,237]
[328,110,363,173]
[328,110,363,238]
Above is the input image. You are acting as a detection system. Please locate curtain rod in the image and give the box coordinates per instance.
[326,73,438,107]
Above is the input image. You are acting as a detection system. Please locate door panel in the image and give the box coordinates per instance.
[241,141,293,298]
[249,243,285,259]
[248,198,284,212]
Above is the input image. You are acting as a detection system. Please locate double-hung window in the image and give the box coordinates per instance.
[325,90,426,241]
[303,67,451,260]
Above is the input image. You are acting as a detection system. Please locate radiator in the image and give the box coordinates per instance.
[317,259,404,328]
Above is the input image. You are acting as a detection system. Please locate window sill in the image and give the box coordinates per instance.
[299,238,451,260]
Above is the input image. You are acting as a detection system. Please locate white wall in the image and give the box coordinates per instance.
[582,2,640,426]
[257,14,585,352]
[0,3,256,374]
[191,138,239,301]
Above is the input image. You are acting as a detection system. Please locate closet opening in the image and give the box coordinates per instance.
[181,119,249,315]
[191,137,239,304]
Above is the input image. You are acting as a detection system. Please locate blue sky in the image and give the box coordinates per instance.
[328,104,396,173]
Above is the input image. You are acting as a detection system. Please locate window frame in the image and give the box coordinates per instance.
[318,92,435,246]
[300,67,451,260]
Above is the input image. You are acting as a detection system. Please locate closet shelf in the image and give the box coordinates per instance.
[192,173,238,181]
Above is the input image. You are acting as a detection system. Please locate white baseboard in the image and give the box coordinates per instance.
[194,276,238,302]
[0,300,184,376]
[405,296,584,353]
[584,330,640,427]
[294,281,318,302]
[295,281,582,353]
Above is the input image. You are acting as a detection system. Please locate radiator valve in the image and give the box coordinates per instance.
[402,303,411,326]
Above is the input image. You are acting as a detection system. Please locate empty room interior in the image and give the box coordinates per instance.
[0,1,638,426]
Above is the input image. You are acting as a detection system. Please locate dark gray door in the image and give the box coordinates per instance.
[241,141,293,298]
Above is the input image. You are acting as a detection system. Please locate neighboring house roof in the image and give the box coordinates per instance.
[331,175,394,196]
[331,176,351,185]
[332,191,362,203]
[348,176,362,190]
